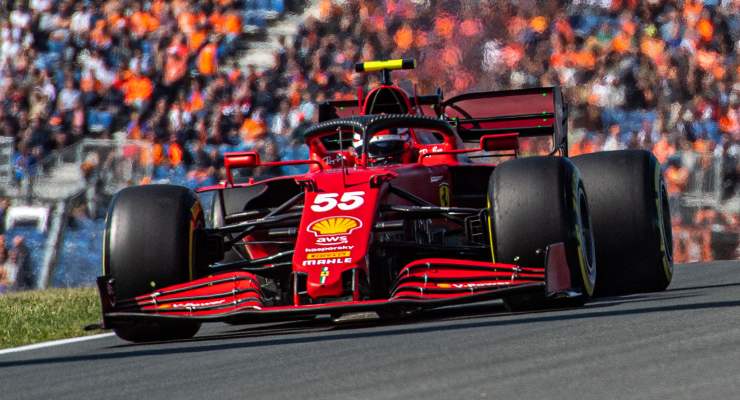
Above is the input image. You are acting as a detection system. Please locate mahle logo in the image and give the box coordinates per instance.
[307,216,362,236]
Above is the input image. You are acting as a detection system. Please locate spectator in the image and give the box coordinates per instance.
[10,235,33,291]
[603,124,625,151]
[57,78,81,114]
[0,198,8,234]
[0,234,12,293]
[665,156,690,215]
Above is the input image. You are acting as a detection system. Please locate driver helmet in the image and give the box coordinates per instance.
[353,128,410,162]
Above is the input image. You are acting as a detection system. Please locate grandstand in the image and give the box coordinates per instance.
[0,0,737,292]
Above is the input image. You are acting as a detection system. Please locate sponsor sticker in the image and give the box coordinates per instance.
[306,245,354,253]
[301,258,353,266]
[307,251,351,260]
[315,236,349,246]
[436,282,507,289]
[310,192,365,212]
[159,299,226,309]
[307,216,362,236]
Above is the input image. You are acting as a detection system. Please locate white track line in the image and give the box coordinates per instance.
[0,333,116,356]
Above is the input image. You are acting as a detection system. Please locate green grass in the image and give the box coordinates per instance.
[0,287,104,349]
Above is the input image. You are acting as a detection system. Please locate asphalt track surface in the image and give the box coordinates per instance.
[2,261,740,400]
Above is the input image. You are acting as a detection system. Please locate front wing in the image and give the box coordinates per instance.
[97,243,576,327]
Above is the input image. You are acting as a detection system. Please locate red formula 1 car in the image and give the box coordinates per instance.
[97,60,674,342]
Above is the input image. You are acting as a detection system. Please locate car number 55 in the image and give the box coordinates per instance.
[311,191,365,212]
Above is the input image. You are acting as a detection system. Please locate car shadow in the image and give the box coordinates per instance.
[666,281,740,293]
[1,291,734,369]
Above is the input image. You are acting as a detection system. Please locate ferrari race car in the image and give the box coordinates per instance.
[97,60,674,342]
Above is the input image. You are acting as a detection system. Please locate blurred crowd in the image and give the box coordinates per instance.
[0,0,737,267]
[0,0,299,187]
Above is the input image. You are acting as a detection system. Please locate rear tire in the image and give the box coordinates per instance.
[104,184,203,342]
[488,157,596,310]
[572,150,673,296]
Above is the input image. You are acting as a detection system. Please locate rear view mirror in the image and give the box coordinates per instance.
[225,152,261,169]
[224,152,261,185]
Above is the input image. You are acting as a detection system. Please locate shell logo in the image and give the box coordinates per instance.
[307,216,362,236]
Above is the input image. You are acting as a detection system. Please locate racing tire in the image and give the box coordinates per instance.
[571,150,673,296]
[487,157,596,311]
[104,184,203,342]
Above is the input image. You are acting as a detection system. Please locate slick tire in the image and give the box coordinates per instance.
[487,157,596,311]
[104,184,203,342]
[571,150,673,296]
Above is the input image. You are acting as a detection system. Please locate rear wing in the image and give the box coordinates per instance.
[441,87,568,156]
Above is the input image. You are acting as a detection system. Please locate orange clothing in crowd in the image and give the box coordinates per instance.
[90,20,112,48]
[240,118,266,141]
[529,16,548,34]
[228,68,242,83]
[80,74,101,93]
[394,24,413,51]
[640,36,665,63]
[122,74,154,104]
[130,11,159,37]
[554,17,575,43]
[697,18,714,42]
[150,0,166,18]
[611,31,633,53]
[683,0,703,27]
[573,49,596,69]
[178,11,198,34]
[570,137,597,156]
[672,224,688,263]
[138,144,153,167]
[221,13,242,35]
[151,143,164,166]
[128,122,142,140]
[168,142,184,166]
[719,109,740,134]
[164,39,189,83]
[696,49,720,72]
[189,29,208,52]
[197,43,218,76]
[652,137,675,164]
[665,165,689,195]
[189,90,204,113]
[434,14,456,40]
[106,12,127,33]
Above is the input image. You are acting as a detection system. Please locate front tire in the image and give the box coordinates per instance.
[104,184,203,342]
[488,157,596,310]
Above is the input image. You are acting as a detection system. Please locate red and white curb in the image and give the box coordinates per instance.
[0,333,115,355]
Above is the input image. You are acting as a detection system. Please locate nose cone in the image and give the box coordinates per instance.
[293,169,384,302]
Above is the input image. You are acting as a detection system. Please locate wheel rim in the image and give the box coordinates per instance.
[576,184,596,296]
[659,181,673,263]
[657,179,674,283]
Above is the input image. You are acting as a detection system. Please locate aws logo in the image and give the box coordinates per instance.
[307,216,362,236]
